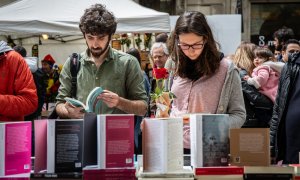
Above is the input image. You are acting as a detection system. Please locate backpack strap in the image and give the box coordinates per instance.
[70,53,81,98]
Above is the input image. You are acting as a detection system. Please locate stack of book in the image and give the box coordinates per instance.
[0,121,32,179]
[243,165,294,180]
[289,164,300,180]
[137,166,194,180]
[33,119,84,179]
[194,166,244,180]
[82,114,136,179]
[83,165,136,180]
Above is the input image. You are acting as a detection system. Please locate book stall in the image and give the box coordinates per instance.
[111,32,153,71]
[1,114,300,180]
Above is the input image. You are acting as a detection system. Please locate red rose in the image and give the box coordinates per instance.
[153,68,168,79]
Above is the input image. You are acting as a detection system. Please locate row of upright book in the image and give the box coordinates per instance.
[0,113,300,179]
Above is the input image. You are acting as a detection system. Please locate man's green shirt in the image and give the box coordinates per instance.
[56,47,148,114]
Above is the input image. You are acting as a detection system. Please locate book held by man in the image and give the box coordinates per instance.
[0,121,31,176]
[64,86,103,113]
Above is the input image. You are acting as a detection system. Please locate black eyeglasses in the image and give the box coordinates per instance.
[177,42,205,50]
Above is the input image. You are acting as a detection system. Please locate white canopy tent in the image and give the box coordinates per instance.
[0,0,170,37]
[0,0,170,65]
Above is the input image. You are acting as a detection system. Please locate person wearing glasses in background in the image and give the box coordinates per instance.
[168,11,246,154]
[270,39,300,164]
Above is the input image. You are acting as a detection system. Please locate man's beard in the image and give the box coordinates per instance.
[89,40,110,58]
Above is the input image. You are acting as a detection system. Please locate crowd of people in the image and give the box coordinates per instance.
[1,3,300,165]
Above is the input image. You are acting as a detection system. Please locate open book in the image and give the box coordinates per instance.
[65,87,103,113]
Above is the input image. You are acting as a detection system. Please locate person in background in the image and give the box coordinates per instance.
[274,45,282,61]
[155,33,168,43]
[56,4,148,119]
[270,45,300,164]
[148,42,170,117]
[281,39,300,63]
[0,41,37,121]
[126,48,150,154]
[150,42,169,69]
[13,45,46,121]
[41,54,60,105]
[233,42,274,128]
[168,11,245,153]
[273,26,295,62]
[13,45,45,156]
[243,47,284,103]
[149,42,169,92]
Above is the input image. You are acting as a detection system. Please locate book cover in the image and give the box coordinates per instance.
[243,165,294,174]
[244,173,293,180]
[137,166,193,178]
[34,120,48,173]
[190,114,230,167]
[83,113,98,168]
[244,166,294,180]
[0,121,31,176]
[30,172,82,179]
[65,86,103,113]
[194,166,243,180]
[230,128,270,166]
[142,117,184,173]
[97,114,134,169]
[47,119,83,173]
[290,164,300,176]
[194,166,244,175]
[0,173,30,180]
[83,166,136,180]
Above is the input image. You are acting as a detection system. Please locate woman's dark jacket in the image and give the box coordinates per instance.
[239,69,273,128]
[270,52,300,162]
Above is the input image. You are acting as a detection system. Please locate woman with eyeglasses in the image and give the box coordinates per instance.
[168,11,246,153]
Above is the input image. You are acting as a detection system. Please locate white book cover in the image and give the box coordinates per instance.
[46,120,55,173]
[190,114,229,167]
[143,117,183,173]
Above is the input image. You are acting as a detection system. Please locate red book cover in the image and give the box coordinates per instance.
[97,114,134,168]
[195,166,244,175]
[34,120,48,173]
[83,167,136,180]
[0,121,32,176]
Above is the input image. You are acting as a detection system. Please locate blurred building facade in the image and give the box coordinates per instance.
[1,0,299,45]
[138,0,300,46]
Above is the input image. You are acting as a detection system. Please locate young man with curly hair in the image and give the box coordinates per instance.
[55,4,148,119]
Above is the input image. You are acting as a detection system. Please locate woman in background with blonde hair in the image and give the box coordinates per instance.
[233,42,274,128]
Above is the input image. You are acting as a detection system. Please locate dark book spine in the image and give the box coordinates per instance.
[83,113,98,167]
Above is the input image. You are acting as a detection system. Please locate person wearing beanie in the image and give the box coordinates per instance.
[41,54,60,104]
